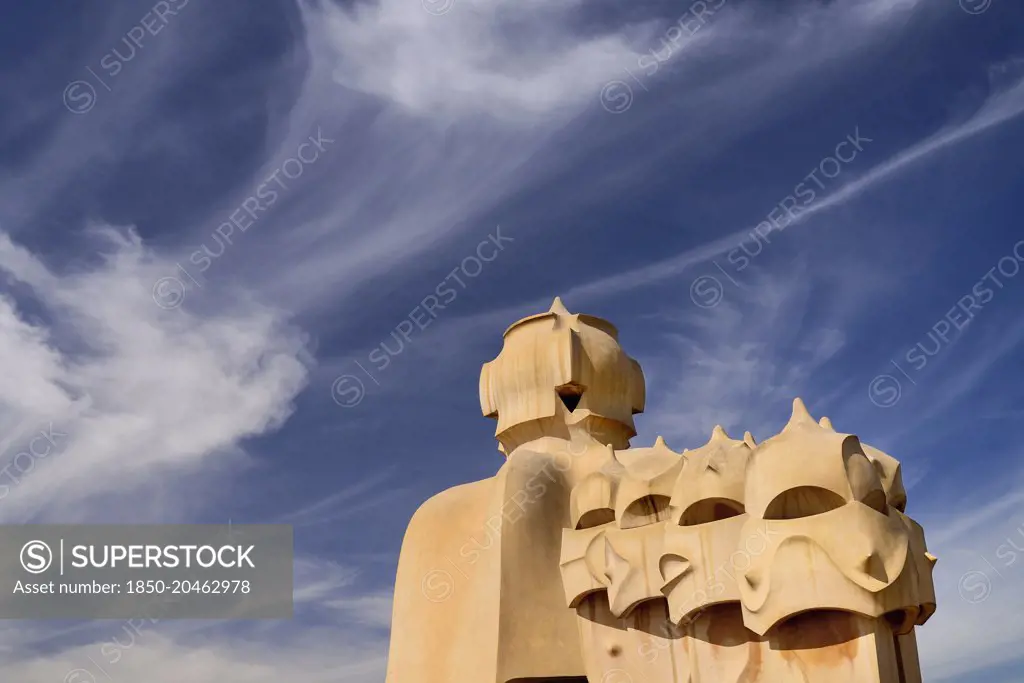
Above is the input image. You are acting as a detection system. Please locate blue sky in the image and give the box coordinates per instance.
[0,0,1023,680]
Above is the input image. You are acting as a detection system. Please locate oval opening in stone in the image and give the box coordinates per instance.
[763,487,846,520]
[621,494,672,527]
[680,498,745,525]
[575,508,615,529]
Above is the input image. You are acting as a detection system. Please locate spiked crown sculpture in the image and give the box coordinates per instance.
[385,299,936,683]
[479,297,646,453]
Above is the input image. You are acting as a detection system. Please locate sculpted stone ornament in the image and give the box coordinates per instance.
[385,298,936,683]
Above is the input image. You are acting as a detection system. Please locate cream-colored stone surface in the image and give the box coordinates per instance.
[385,298,936,683]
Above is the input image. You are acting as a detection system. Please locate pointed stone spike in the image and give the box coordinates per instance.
[710,424,730,441]
[819,416,834,430]
[743,431,757,448]
[785,397,815,430]
[793,397,813,419]
[549,296,570,315]
[654,435,666,448]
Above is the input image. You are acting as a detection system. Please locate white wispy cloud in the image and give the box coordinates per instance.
[0,226,394,680]
[319,0,658,121]
[0,227,310,522]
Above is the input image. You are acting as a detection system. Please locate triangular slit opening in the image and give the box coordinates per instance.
[556,384,584,412]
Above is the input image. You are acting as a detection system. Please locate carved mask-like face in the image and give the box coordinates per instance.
[558,400,937,654]
[558,438,689,683]
[737,412,936,636]
[559,438,682,617]
[561,428,763,625]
